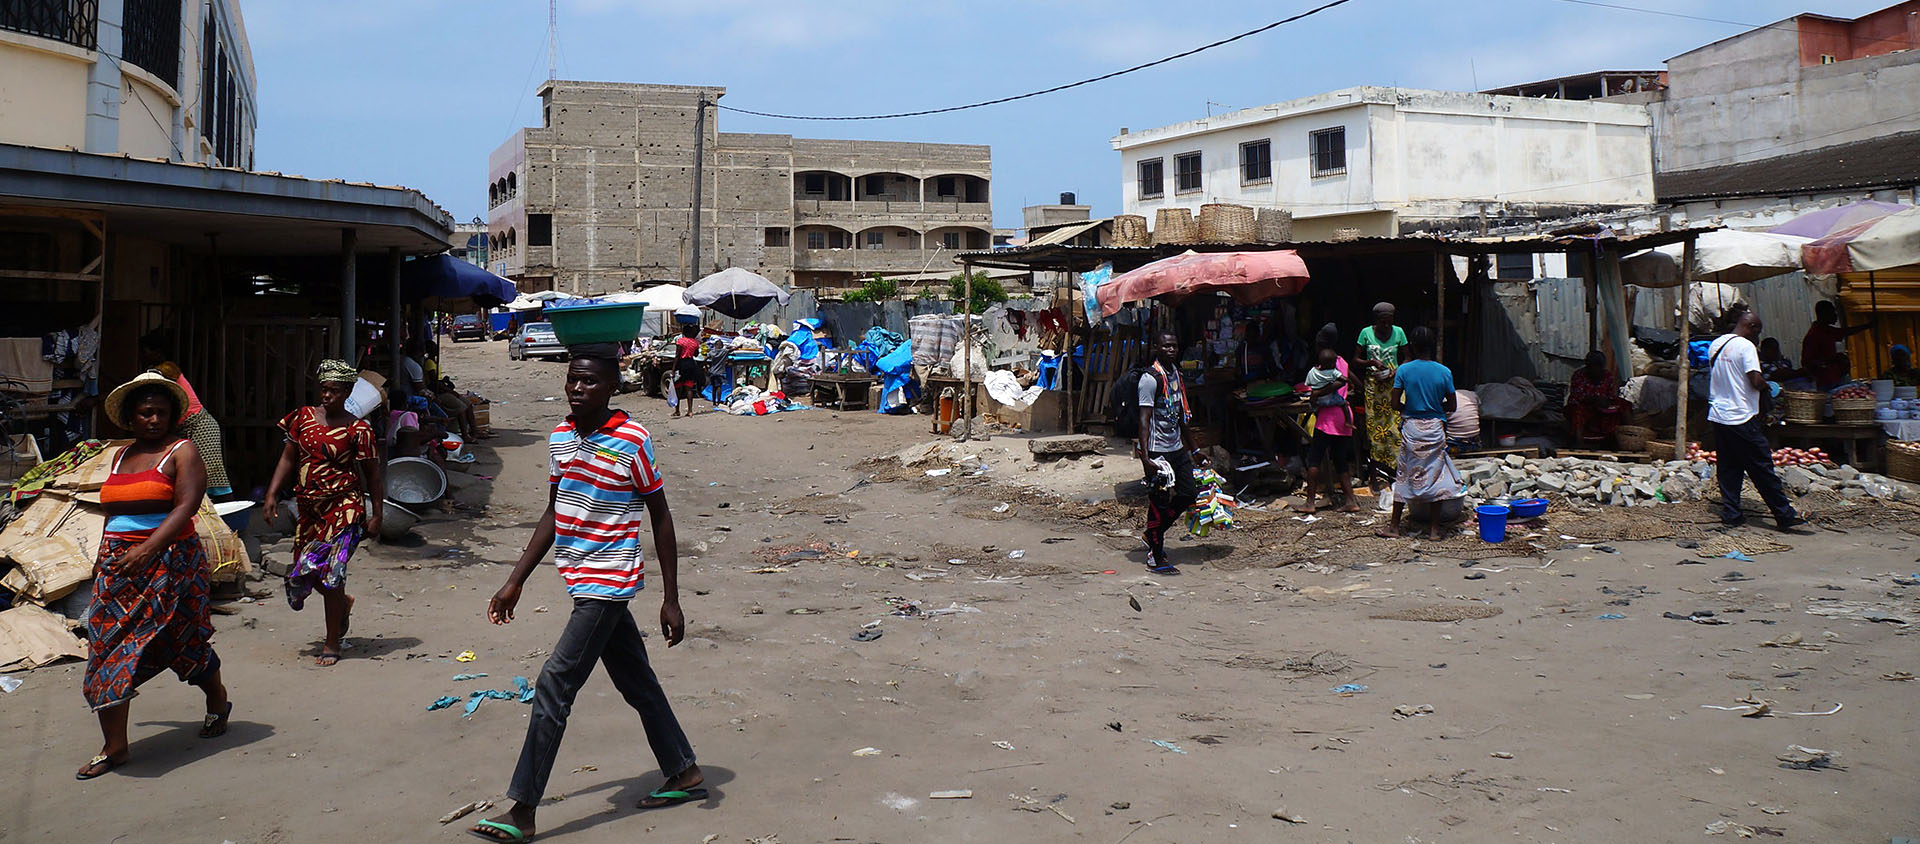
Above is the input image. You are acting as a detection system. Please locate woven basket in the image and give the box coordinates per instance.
[1112,214,1150,247]
[1256,207,1294,243]
[1782,390,1826,424]
[1831,396,1877,426]
[1888,441,1920,483]
[1152,208,1198,245]
[1615,425,1653,453]
[1198,203,1256,243]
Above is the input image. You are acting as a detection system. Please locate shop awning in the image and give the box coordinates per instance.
[1805,207,1920,274]
[1620,229,1809,287]
[1098,249,1309,316]
[401,254,517,307]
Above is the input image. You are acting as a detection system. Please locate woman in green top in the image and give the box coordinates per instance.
[1355,302,1408,480]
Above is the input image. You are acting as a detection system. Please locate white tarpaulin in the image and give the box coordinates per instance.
[983,369,1043,411]
[1622,230,1810,288]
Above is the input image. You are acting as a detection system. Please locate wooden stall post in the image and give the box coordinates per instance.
[340,228,358,359]
[388,247,404,459]
[960,259,974,442]
[1433,250,1446,362]
[1675,236,1695,452]
[1869,271,1881,377]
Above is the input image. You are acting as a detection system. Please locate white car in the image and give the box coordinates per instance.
[509,322,565,360]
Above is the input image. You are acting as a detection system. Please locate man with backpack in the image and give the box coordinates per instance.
[1132,332,1195,574]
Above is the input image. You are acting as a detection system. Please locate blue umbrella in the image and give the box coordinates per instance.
[401,254,517,307]
[685,268,790,319]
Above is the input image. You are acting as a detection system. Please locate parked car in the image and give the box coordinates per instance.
[509,322,565,360]
[449,314,487,342]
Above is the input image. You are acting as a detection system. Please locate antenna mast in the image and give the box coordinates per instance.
[547,0,558,80]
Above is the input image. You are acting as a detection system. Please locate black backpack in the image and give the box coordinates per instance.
[1111,365,1165,439]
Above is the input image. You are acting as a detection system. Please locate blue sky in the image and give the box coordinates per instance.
[246,0,1893,229]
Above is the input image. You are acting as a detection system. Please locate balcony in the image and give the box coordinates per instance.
[792,247,944,274]
[792,199,992,225]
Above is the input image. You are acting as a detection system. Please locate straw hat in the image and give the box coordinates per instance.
[104,372,190,427]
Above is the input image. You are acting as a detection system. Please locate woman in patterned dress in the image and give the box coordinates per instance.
[77,373,232,779]
[264,360,383,666]
[1355,302,1409,485]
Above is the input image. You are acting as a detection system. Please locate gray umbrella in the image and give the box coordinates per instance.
[685,268,792,319]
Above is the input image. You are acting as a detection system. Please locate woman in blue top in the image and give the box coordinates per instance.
[1381,328,1463,539]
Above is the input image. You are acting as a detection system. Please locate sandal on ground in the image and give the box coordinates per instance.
[315,651,340,667]
[75,753,124,781]
[199,701,234,738]
[467,820,533,842]
[637,787,708,810]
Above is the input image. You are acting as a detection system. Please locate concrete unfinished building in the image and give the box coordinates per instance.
[487,80,991,294]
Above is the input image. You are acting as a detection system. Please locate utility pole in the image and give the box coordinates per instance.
[689,96,708,283]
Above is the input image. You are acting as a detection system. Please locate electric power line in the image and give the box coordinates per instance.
[713,0,1357,121]
[1546,0,1920,51]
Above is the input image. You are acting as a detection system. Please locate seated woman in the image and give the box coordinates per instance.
[1758,337,1815,390]
[1880,344,1920,387]
[1566,351,1633,445]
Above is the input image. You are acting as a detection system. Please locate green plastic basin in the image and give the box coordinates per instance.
[546,301,648,345]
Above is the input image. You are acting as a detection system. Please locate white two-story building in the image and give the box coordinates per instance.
[1112,86,1655,241]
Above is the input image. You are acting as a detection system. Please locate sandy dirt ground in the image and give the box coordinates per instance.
[3,338,1917,844]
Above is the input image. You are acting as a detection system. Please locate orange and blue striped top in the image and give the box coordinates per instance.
[100,440,192,539]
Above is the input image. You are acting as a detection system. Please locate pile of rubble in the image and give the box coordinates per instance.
[1458,453,1920,508]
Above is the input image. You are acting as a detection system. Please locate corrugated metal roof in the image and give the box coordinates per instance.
[1027,218,1108,246]
[955,227,1719,271]
[1656,131,1920,202]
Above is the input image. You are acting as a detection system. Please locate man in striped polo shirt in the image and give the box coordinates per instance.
[471,353,703,843]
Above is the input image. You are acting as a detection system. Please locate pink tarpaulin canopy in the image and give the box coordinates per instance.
[1803,207,1920,274]
[1098,250,1309,316]
[1766,200,1907,239]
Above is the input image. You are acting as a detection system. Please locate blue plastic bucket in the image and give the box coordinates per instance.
[1476,504,1511,543]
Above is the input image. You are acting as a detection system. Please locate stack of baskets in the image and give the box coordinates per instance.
[1112,214,1150,247]
[1615,424,1654,453]
[1831,395,1877,426]
[1198,203,1256,243]
[1781,390,1827,424]
[1152,208,1199,245]
[1256,207,1294,243]
[1888,441,1920,483]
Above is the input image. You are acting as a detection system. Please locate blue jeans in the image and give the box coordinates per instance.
[507,597,697,805]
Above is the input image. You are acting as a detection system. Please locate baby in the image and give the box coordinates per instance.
[1305,347,1352,426]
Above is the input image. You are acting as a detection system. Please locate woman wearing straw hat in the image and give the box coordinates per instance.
[263,360,384,667]
[77,373,232,780]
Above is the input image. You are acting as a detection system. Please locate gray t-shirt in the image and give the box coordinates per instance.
[1137,366,1186,454]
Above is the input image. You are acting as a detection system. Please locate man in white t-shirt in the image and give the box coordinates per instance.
[1708,310,1808,532]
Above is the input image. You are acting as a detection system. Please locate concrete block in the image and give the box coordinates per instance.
[1028,434,1104,455]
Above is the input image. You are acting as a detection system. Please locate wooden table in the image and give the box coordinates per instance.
[1238,398,1313,459]
[811,372,877,410]
[1771,422,1882,471]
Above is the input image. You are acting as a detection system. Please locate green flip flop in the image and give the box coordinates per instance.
[638,787,709,810]
[466,820,531,842]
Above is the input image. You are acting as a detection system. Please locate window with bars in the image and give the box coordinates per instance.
[1175,152,1202,193]
[806,231,827,250]
[1239,140,1271,183]
[1137,158,1163,198]
[942,232,962,250]
[0,0,98,50]
[122,0,181,89]
[864,231,885,249]
[1310,127,1346,177]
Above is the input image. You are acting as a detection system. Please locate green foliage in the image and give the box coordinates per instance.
[842,275,899,303]
[947,271,1008,314]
